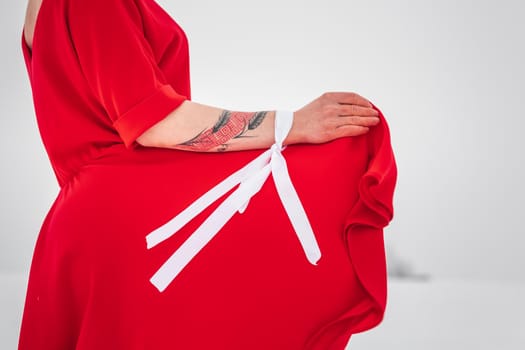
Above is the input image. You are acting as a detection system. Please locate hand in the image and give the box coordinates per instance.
[287,92,380,145]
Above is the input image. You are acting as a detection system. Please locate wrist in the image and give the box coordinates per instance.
[282,111,302,145]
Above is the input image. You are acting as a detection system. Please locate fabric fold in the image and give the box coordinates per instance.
[305,103,397,348]
[344,102,396,326]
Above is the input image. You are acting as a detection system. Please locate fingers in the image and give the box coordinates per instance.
[336,104,378,117]
[334,124,370,137]
[337,115,380,128]
[297,91,380,143]
[323,91,373,107]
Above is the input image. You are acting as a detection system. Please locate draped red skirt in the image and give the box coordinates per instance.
[19,106,396,349]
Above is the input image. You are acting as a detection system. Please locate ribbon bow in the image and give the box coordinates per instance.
[146,110,322,292]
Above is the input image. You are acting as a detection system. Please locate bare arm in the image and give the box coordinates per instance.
[136,92,381,152]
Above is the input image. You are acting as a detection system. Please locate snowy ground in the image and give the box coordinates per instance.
[349,278,525,349]
[2,274,524,349]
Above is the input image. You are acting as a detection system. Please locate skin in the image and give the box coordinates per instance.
[24,0,43,50]
[138,96,380,152]
[177,111,269,152]
[23,0,381,152]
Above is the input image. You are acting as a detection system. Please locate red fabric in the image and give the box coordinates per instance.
[19,0,397,349]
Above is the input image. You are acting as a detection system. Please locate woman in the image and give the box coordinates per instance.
[20,0,397,349]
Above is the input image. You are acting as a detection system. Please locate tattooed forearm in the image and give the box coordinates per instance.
[248,111,267,130]
[177,110,269,151]
[212,110,232,133]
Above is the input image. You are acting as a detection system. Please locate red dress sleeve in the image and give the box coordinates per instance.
[67,0,188,147]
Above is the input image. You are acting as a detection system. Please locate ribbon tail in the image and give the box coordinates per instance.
[271,152,322,265]
[150,164,272,292]
[146,149,272,249]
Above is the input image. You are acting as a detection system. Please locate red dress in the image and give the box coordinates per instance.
[19,0,397,349]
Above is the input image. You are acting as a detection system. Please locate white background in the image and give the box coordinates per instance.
[1,0,524,349]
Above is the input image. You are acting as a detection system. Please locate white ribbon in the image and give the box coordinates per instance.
[147,110,321,292]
